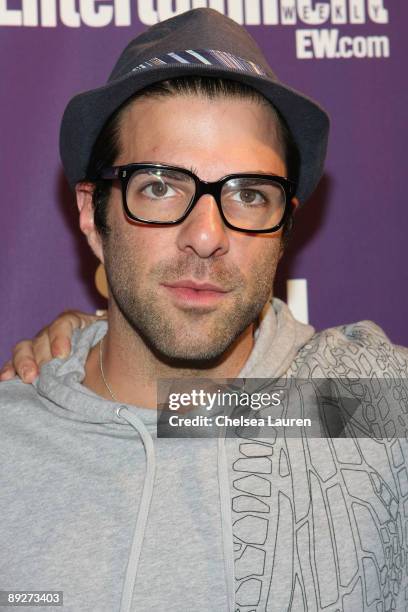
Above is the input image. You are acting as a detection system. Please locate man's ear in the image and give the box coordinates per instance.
[291,197,300,212]
[75,182,104,264]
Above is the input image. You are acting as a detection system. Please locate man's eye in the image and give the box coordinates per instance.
[142,181,177,199]
[232,189,266,205]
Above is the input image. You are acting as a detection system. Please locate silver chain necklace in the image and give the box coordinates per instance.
[99,336,118,402]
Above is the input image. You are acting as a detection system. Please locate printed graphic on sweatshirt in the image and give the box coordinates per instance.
[230,325,408,611]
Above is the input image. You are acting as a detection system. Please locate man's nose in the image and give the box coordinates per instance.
[175,194,230,258]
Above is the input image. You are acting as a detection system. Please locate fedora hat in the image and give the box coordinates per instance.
[60,8,329,203]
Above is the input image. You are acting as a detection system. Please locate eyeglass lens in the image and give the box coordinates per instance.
[125,168,286,230]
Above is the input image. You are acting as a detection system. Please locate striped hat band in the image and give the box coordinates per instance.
[131,49,267,77]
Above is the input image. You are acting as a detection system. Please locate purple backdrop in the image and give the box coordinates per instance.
[1,1,407,363]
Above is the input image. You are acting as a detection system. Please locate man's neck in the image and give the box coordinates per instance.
[83,307,256,409]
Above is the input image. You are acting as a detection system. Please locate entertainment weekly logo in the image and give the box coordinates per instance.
[1,0,390,60]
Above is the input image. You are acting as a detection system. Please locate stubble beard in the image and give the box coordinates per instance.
[103,237,280,366]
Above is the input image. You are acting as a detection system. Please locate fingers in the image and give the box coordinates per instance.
[33,330,58,370]
[12,340,41,383]
[46,310,106,359]
[0,360,16,381]
[0,309,107,385]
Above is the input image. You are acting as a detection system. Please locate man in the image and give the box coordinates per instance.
[1,8,408,612]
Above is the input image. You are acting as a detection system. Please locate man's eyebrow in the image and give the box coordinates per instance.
[249,170,282,175]
[150,163,198,175]
[186,167,282,176]
[158,165,285,179]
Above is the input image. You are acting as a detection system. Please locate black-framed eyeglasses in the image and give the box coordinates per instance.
[99,163,296,234]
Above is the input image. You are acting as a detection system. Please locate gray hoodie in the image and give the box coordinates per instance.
[1,298,407,612]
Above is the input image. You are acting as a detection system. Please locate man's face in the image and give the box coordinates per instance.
[100,94,288,362]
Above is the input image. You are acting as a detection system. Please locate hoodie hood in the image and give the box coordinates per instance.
[32,298,314,612]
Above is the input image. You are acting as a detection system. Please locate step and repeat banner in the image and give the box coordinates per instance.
[1,1,406,362]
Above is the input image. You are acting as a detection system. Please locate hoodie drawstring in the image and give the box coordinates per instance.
[217,434,236,611]
[115,405,235,612]
[116,406,156,612]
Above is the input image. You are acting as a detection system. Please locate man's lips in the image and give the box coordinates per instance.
[161,279,230,307]
[163,279,229,292]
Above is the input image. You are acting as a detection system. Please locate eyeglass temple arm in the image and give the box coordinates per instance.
[99,167,120,180]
